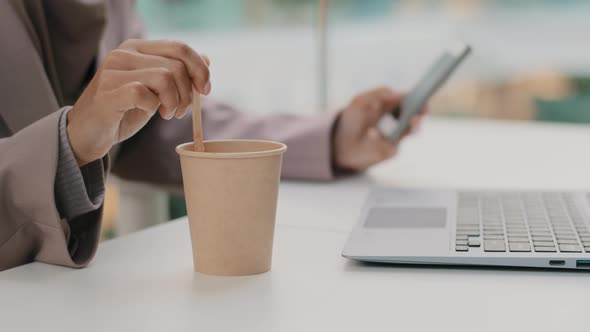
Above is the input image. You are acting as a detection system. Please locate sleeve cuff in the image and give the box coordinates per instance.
[280,111,340,181]
[54,107,106,220]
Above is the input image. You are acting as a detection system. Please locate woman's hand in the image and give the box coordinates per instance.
[332,87,425,172]
[67,39,211,166]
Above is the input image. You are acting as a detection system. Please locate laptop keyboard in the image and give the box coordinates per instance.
[455,192,590,253]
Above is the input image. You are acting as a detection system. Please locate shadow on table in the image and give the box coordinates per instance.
[191,271,274,295]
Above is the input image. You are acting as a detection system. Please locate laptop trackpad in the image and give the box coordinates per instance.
[364,207,447,228]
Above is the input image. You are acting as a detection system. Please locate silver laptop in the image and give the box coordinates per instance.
[343,188,590,269]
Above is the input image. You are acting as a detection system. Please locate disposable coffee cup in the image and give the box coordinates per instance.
[176,140,287,276]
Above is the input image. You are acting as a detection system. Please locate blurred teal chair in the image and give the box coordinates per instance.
[536,96,590,124]
[169,195,188,220]
[574,76,590,95]
[536,76,590,124]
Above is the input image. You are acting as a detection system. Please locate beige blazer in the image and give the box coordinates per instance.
[0,0,337,271]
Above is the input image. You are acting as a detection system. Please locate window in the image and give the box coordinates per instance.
[137,0,590,123]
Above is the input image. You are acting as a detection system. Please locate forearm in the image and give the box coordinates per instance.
[55,108,108,262]
[55,108,106,219]
[200,100,339,181]
[111,99,340,187]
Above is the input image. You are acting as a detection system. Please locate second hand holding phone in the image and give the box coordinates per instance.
[379,42,471,141]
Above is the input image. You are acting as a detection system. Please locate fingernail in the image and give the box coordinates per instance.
[203,81,211,95]
[167,108,177,120]
[175,109,186,119]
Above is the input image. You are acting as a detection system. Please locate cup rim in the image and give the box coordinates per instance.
[176,139,287,159]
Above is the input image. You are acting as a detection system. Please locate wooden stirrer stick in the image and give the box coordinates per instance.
[192,87,205,152]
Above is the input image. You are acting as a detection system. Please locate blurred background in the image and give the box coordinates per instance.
[103,0,590,239]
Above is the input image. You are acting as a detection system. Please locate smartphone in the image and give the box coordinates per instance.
[379,42,471,141]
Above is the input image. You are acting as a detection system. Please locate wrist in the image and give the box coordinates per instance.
[330,112,357,173]
[66,110,94,167]
[330,113,342,171]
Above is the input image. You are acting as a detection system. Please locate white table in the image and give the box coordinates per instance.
[2,117,590,331]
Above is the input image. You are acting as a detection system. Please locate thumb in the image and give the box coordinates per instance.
[367,126,382,142]
[367,126,397,159]
[375,88,403,117]
[362,88,403,125]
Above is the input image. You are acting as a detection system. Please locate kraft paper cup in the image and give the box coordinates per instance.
[176,140,287,276]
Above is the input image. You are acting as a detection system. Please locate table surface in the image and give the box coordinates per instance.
[2,117,590,331]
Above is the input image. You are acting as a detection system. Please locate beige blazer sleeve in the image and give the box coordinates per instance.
[111,100,340,187]
[0,110,104,271]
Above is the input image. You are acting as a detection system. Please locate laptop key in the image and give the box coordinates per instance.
[553,227,574,232]
[507,232,529,237]
[557,239,579,245]
[530,231,552,236]
[555,234,577,239]
[483,230,504,235]
[484,240,506,252]
[554,231,575,236]
[535,246,557,252]
[533,241,556,247]
[532,236,553,242]
[484,235,505,240]
[509,243,531,252]
[508,237,530,243]
[483,224,503,229]
[457,230,480,236]
[468,238,481,247]
[455,234,469,241]
[528,226,550,231]
[529,223,550,228]
[559,244,582,253]
[456,245,469,252]
[456,240,468,246]
[506,222,526,227]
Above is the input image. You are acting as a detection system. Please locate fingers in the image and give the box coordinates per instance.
[103,49,193,118]
[120,39,211,95]
[401,113,425,139]
[100,69,183,120]
[106,81,160,116]
[351,86,403,123]
[371,86,403,117]
[201,53,211,66]
[367,127,398,162]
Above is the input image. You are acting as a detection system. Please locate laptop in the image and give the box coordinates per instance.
[342,188,590,269]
